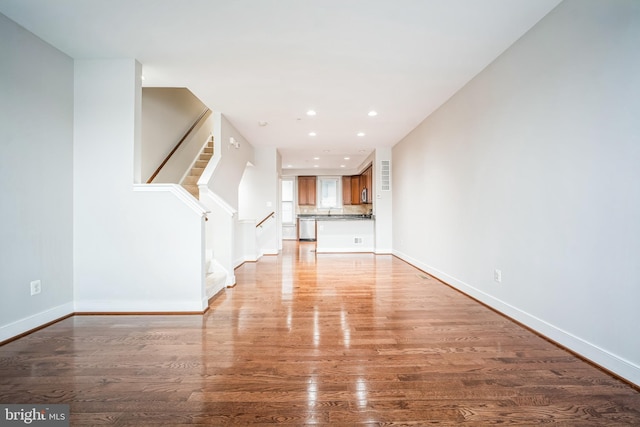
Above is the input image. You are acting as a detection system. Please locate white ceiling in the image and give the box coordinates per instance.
[0,0,561,172]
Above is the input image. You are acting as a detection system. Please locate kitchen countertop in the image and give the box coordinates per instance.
[298,214,374,221]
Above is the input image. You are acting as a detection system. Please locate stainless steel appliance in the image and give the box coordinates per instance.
[299,218,316,241]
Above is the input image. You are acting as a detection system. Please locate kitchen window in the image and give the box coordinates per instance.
[318,177,340,209]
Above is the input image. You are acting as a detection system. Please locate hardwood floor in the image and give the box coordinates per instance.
[1,241,639,425]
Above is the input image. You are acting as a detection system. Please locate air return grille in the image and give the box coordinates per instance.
[380,160,391,191]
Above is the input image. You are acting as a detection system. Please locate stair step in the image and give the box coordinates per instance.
[182,184,199,197]
[195,160,208,168]
[204,147,213,154]
[189,167,204,176]
[183,175,198,185]
[199,153,212,161]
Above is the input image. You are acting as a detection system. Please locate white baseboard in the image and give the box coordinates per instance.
[0,302,74,343]
[316,247,374,253]
[393,249,640,387]
[375,248,393,254]
[234,255,258,268]
[74,299,207,313]
[225,274,236,287]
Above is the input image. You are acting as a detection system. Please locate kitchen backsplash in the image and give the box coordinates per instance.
[297,204,372,215]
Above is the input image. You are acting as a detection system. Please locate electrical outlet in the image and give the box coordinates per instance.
[30,280,41,296]
[494,269,502,283]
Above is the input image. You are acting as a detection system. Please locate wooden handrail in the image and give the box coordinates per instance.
[256,212,275,228]
[146,108,211,184]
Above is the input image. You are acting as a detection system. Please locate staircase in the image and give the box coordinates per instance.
[182,140,213,198]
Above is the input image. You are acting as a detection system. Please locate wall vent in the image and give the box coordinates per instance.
[381,160,391,191]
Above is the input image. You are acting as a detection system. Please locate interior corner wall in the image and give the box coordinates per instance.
[392,0,640,385]
[210,114,254,210]
[238,147,279,254]
[238,147,278,221]
[0,13,75,340]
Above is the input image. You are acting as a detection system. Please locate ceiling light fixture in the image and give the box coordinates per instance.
[313,157,320,160]
[357,132,365,137]
[309,132,316,137]
[340,165,346,168]
[344,157,350,160]
[368,110,377,117]
[307,110,316,116]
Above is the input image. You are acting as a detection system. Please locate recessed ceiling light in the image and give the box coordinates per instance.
[314,165,319,168]
[287,164,293,168]
[313,157,320,160]
[309,132,316,137]
[344,157,350,160]
[340,165,346,168]
[357,132,365,137]
[307,110,316,116]
[368,110,377,117]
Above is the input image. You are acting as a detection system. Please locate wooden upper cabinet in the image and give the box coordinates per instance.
[298,176,316,206]
[342,176,352,205]
[350,174,361,205]
[362,165,373,203]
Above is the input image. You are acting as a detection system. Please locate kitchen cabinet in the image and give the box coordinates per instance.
[298,176,316,206]
[341,164,373,205]
[362,165,373,203]
[350,174,361,205]
[342,176,352,205]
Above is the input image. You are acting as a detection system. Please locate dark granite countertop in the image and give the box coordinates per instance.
[298,214,374,221]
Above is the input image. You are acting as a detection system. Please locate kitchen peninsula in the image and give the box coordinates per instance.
[298,214,375,253]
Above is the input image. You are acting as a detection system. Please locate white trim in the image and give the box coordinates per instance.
[74,299,208,313]
[225,274,236,287]
[234,255,258,268]
[199,187,236,216]
[393,249,640,387]
[375,248,393,255]
[133,183,210,218]
[0,302,74,342]
[316,248,374,253]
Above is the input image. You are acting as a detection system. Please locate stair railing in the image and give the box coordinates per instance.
[146,108,211,184]
[256,211,276,228]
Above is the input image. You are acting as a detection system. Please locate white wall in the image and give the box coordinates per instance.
[197,113,255,281]
[209,114,254,210]
[141,88,211,183]
[374,147,392,254]
[74,59,207,312]
[238,146,279,255]
[0,13,74,341]
[393,0,640,385]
